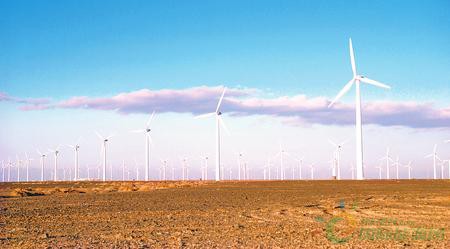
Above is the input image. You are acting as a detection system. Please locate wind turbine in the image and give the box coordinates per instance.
[134,159,140,181]
[328,158,337,179]
[285,152,303,180]
[375,164,383,180]
[122,160,125,181]
[328,38,391,180]
[160,159,167,181]
[7,158,12,182]
[403,161,412,180]
[328,140,347,180]
[37,150,46,181]
[379,148,393,180]
[266,157,272,180]
[48,146,61,181]
[350,163,355,180]
[95,132,115,182]
[131,111,155,181]
[394,156,400,180]
[443,159,450,179]
[235,151,244,181]
[67,138,81,181]
[15,155,22,182]
[425,144,441,179]
[25,153,33,182]
[273,144,287,180]
[181,157,188,181]
[309,164,315,180]
[195,88,229,181]
[1,161,5,182]
[200,156,208,180]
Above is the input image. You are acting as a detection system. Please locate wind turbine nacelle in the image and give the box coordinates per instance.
[217,111,222,115]
[146,128,151,132]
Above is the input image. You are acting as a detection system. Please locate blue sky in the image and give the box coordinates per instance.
[1,0,449,100]
[1,0,449,180]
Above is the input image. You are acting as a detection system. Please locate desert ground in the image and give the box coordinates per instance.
[0,180,449,248]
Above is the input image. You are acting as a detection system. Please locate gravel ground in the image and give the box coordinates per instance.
[0,180,449,248]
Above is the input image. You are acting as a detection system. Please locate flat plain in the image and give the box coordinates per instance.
[1,180,449,248]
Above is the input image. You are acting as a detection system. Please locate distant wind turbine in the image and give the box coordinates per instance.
[394,156,400,180]
[48,146,61,181]
[273,144,287,180]
[25,153,33,182]
[7,158,12,182]
[375,164,383,180]
[1,161,5,182]
[95,132,115,181]
[349,163,355,180]
[200,156,208,180]
[425,144,441,179]
[328,38,391,180]
[37,150,46,181]
[67,138,81,181]
[309,164,315,180]
[328,139,347,180]
[131,111,155,181]
[15,155,22,182]
[403,161,412,180]
[195,87,229,181]
[379,148,393,180]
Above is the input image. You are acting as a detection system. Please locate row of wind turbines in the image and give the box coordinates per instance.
[2,38,449,182]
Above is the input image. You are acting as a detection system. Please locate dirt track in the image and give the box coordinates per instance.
[1,180,449,248]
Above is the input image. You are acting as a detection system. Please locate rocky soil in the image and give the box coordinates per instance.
[0,180,449,248]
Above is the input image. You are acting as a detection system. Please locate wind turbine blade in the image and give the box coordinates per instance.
[340,139,349,146]
[95,131,103,140]
[106,133,116,140]
[146,111,156,127]
[424,154,433,158]
[360,77,391,89]
[328,79,354,108]
[215,87,227,113]
[219,116,230,136]
[349,38,357,77]
[67,144,75,149]
[433,144,437,153]
[36,149,42,155]
[328,140,337,147]
[130,129,145,133]
[194,112,216,119]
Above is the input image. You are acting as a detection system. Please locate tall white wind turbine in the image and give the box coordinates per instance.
[379,148,393,180]
[131,111,155,181]
[350,163,355,180]
[200,156,208,180]
[309,164,315,180]
[95,132,115,182]
[394,156,400,180]
[25,153,33,182]
[67,138,81,181]
[16,155,23,182]
[403,161,412,180]
[375,164,383,180]
[1,161,5,182]
[425,144,441,180]
[195,88,229,181]
[48,146,61,181]
[328,38,391,180]
[328,139,347,180]
[37,150,46,181]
